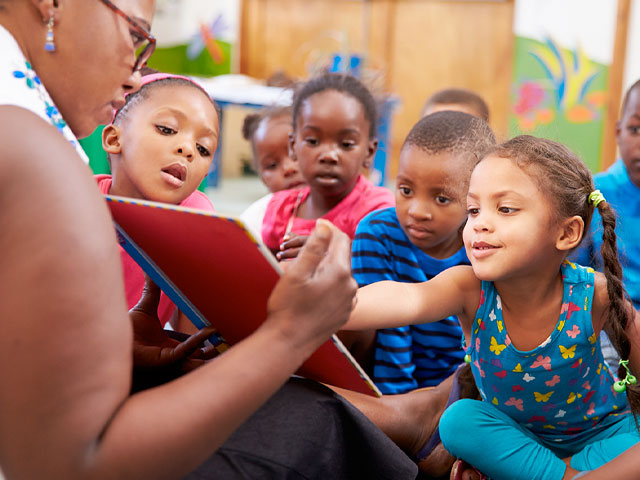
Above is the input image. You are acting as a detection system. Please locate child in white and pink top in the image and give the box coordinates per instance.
[261,73,394,260]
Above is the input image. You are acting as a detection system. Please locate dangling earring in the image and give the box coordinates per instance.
[44,12,55,52]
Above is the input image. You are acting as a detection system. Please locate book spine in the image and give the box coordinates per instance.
[113,222,226,346]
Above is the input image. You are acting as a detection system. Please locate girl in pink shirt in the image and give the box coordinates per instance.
[99,73,219,329]
[262,73,394,260]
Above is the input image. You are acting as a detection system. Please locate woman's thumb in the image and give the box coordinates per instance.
[289,219,333,276]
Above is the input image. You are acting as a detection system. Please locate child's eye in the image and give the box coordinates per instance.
[197,144,211,157]
[156,125,176,135]
[628,126,640,135]
[304,137,318,146]
[341,141,356,149]
[398,186,412,196]
[467,207,479,216]
[498,206,518,214]
[435,195,451,205]
[264,161,279,170]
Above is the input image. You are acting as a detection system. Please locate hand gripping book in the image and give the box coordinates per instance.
[105,195,381,397]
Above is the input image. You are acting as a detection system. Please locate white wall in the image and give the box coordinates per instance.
[623,0,640,94]
[513,0,617,64]
[152,0,239,46]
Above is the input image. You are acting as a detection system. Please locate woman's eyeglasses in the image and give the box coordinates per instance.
[98,0,156,73]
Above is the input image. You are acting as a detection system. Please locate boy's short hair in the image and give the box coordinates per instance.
[402,111,496,196]
[404,110,495,158]
[621,79,640,116]
[421,88,490,121]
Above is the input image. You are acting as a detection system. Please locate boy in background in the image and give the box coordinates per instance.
[351,111,495,394]
[573,79,640,368]
[420,87,490,122]
[574,79,640,309]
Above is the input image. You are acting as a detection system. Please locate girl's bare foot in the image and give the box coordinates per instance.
[331,366,477,477]
[382,373,457,476]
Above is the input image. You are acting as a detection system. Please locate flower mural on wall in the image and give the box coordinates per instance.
[509,0,616,172]
[512,36,607,133]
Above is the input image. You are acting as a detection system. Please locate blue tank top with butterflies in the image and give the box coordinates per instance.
[464,261,629,443]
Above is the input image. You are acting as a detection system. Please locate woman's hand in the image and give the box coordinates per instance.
[276,233,308,261]
[129,278,219,372]
[266,220,357,351]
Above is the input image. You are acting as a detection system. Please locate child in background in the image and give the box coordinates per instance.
[573,79,640,310]
[345,135,640,479]
[571,80,640,372]
[420,87,490,122]
[261,73,395,261]
[100,73,219,334]
[352,111,496,395]
[242,106,304,193]
[240,106,304,236]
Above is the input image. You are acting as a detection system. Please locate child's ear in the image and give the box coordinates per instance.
[288,132,296,160]
[556,215,584,252]
[615,120,622,144]
[364,138,379,169]
[102,125,123,154]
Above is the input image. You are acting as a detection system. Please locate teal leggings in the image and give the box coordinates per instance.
[439,399,639,480]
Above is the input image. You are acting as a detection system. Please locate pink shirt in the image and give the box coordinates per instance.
[262,174,395,250]
[96,175,215,326]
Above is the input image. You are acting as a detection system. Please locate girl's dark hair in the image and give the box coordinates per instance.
[485,135,639,414]
[242,106,292,171]
[242,106,292,142]
[113,77,221,126]
[292,73,377,138]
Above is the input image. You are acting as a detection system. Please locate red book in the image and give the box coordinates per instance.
[105,195,381,397]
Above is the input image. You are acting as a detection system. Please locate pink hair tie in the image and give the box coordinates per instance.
[111,73,208,123]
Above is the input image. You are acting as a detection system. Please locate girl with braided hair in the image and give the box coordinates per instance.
[343,135,640,480]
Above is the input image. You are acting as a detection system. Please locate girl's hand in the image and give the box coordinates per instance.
[266,220,357,350]
[277,233,308,261]
[129,278,219,372]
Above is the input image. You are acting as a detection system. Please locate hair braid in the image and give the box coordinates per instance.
[598,202,640,414]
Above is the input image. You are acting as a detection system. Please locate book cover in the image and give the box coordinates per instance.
[105,195,381,397]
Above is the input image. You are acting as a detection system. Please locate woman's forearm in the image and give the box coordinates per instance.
[86,319,324,479]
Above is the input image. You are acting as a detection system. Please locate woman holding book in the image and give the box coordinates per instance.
[0,1,415,478]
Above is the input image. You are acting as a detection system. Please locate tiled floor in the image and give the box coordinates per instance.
[205,175,269,216]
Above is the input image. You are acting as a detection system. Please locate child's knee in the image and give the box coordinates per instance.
[439,399,480,457]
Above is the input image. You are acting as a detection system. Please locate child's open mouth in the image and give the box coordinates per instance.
[316,173,340,185]
[161,164,187,187]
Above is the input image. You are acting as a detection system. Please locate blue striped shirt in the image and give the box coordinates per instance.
[352,207,468,394]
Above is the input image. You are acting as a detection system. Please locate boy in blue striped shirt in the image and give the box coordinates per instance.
[352,111,495,394]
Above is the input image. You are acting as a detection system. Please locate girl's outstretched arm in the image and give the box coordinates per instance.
[344,265,481,333]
